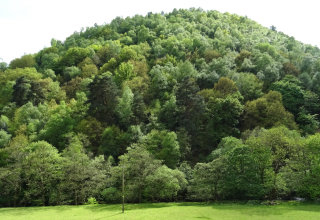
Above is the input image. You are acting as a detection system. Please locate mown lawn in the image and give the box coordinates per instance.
[0,202,320,220]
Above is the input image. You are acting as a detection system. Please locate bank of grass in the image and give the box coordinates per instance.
[1,201,320,220]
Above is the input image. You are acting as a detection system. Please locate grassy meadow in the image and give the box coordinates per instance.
[0,202,320,220]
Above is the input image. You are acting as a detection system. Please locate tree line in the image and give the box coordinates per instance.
[1,8,320,206]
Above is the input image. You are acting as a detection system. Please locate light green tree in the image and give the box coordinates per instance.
[116,85,134,127]
[22,141,62,206]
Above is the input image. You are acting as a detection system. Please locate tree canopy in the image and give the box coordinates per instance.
[1,8,320,206]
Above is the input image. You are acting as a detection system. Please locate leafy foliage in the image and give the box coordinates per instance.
[2,8,320,206]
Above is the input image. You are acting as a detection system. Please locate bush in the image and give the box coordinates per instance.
[85,197,98,205]
[101,187,121,203]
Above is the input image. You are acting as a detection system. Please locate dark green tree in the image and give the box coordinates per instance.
[12,77,32,106]
[88,73,120,124]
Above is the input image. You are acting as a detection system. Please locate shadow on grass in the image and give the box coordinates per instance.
[182,201,320,217]
[0,203,172,216]
[48,201,320,216]
[0,205,81,216]
[87,202,320,218]
[1,201,320,218]
[84,202,175,212]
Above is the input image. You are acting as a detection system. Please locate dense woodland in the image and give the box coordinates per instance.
[1,8,320,207]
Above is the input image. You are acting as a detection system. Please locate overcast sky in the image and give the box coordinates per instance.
[0,0,319,63]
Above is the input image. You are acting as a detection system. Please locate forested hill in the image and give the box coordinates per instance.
[1,8,320,206]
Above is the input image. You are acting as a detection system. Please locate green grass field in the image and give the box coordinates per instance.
[0,202,320,220]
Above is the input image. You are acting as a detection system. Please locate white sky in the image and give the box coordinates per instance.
[0,0,319,64]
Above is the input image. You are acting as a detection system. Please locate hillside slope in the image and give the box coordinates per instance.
[1,8,320,206]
